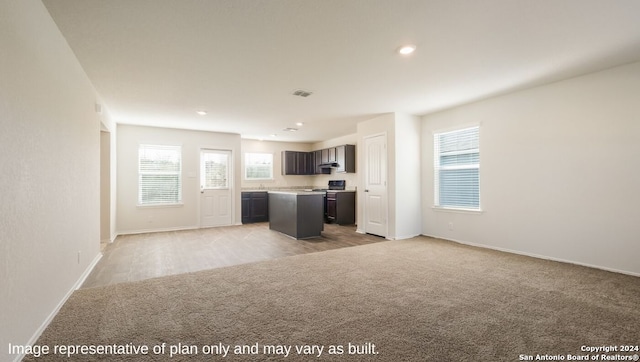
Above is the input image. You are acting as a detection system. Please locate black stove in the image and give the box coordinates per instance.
[328,180,346,190]
[314,180,346,222]
[313,180,346,192]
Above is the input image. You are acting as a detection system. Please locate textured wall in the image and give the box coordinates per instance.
[422,61,640,275]
[0,1,103,360]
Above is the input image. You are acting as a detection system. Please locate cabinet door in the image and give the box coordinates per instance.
[336,145,355,173]
[306,152,314,175]
[250,193,269,221]
[321,148,330,164]
[336,145,346,172]
[328,147,337,162]
[241,194,251,223]
[297,151,313,175]
[326,192,337,221]
[282,151,297,175]
[314,150,322,174]
[335,192,356,224]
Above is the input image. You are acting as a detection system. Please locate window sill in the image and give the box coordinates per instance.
[137,203,184,209]
[432,206,483,214]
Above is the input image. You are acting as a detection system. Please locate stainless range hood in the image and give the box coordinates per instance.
[319,162,339,168]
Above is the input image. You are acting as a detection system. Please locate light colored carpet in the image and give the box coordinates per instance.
[24,237,640,361]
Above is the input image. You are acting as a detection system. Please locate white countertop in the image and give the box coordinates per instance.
[268,190,326,195]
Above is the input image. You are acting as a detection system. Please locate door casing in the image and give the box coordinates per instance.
[200,149,233,228]
[363,133,388,237]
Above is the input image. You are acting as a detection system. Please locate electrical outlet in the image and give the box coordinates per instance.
[77,251,81,264]
[448,222,454,231]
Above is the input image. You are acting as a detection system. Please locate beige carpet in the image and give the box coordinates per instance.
[24,237,640,361]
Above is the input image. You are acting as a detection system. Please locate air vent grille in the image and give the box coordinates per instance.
[292,89,313,97]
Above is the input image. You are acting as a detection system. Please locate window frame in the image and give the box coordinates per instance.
[433,125,481,212]
[138,144,183,206]
[201,149,231,190]
[244,152,274,181]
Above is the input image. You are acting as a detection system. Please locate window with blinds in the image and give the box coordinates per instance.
[202,150,229,189]
[138,144,182,205]
[434,126,480,210]
[245,153,273,180]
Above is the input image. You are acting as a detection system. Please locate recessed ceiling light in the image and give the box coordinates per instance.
[270,134,277,137]
[295,122,304,127]
[196,110,207,116]
[398,45,416,55]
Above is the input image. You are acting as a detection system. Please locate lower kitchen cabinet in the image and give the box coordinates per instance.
[241,192,269,223]
[326,191,355,225]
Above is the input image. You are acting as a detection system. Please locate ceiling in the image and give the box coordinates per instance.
[42,0,640,143]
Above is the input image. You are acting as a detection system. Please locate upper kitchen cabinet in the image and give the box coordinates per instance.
[282,151,313,175]
[328,147,337,163]
[320,148,330,164]
[314,150,330,175]
[282,145,356,175]
[335,145,355,173]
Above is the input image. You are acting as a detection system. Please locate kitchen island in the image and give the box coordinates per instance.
[268,190,324,239]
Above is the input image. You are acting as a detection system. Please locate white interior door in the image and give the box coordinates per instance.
[364,134,387,237]
[200,149,233,227]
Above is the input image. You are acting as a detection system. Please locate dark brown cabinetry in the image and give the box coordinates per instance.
[321,148,330,164]
[328,147,337,163]
[241,192,269,223]
[281,151,313,175]
[335,145,355,173]
[314,150,330,175]
[282,145,356,175]
[269,191,324,239]
[325,191,355,225]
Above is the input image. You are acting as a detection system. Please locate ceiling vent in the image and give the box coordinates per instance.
[292,89,313,98]
[283,127,298,132]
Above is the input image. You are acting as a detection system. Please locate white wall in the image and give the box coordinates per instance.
[357,114,395,237]
[100,110,118,243]
[0,1,103,360]
[393,113,422,239]
[421,61,640,276]
[100,131,111,242]
[356,113,422,240]
[116,125,241,234]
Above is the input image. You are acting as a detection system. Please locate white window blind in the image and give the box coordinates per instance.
[138,144,182,205]
[434,126,480,210]
[245,153,273,180]
[202,151,229,189]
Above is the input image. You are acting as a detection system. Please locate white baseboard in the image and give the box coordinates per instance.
[390,233,421,241]
[14,252,103,362]
[116,225,199,237]
[421,233,640,278]
[75,252,103,290]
